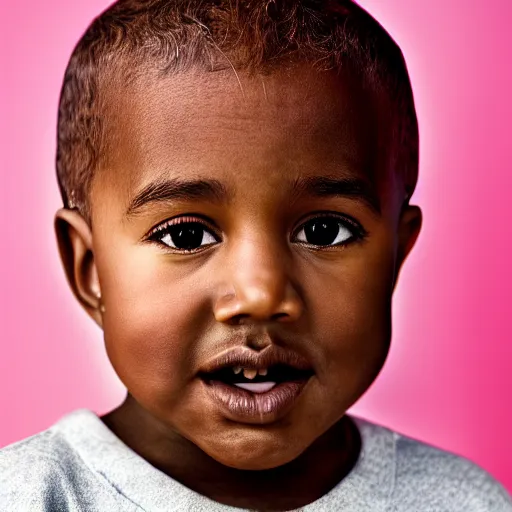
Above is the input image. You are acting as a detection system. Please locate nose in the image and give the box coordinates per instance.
[213,237,304,325]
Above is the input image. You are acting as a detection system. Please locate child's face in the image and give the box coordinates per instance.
[57,64,421,470]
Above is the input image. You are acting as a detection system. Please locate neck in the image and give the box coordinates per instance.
[101,394,361,511]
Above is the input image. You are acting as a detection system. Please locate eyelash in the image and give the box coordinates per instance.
[145,213,368,253]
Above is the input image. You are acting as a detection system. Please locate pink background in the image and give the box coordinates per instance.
[1,0,511,492]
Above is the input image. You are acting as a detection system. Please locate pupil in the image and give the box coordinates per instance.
[304,218,340,246]
[170,222,204,250]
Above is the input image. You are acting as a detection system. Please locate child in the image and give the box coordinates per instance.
[1,0,511,510]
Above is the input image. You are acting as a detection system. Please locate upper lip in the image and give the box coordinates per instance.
[199,344,313,375]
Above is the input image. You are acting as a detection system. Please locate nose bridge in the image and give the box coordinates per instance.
[214,231,302,323]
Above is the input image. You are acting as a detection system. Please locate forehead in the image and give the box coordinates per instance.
[94,64,393,214]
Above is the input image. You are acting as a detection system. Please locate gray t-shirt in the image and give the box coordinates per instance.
[0,409,510,511]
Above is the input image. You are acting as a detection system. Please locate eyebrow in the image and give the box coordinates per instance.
[126,178,231,216]
[125,174,380,217]
[291,175,380,214]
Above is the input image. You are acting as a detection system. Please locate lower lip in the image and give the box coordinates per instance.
[202,379,310,424]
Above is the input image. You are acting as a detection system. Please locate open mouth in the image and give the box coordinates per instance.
[200,364,314,394]
[198,346,314,421]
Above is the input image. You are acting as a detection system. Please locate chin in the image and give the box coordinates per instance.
[198,430,309,471]
[212,450,300,471]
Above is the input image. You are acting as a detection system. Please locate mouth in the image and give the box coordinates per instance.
[200,364,313,393]
[198,347,314,423]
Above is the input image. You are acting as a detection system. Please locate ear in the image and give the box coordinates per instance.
[54,208,103,328]
[393,203,422,289]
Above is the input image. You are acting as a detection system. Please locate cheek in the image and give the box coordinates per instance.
[96,245,207,403]
[309,237,395,396]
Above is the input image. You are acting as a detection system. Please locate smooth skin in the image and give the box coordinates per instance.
[55,64,421,511]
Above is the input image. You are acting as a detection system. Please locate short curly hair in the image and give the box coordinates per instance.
[56,0,419,222]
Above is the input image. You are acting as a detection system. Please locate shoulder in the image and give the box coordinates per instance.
[351,416,511,511]
[0,412,130,511]
[392,430,512,511]
[0,428,77,510]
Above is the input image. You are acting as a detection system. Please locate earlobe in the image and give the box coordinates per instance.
[54,208,104,327]
[393,204,422,289]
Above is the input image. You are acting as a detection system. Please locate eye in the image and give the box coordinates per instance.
[147,216,220,252]
[293,215,363,247]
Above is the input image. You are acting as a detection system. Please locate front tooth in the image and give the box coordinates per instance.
[243,368,257,379]
[258,368,268,376]
[233,367,242,375]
